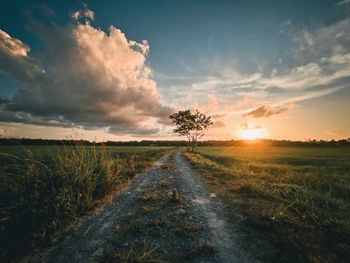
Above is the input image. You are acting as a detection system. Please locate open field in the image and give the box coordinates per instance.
[185,146,350,263]
[2,144,349,262]
[0,145,173,262]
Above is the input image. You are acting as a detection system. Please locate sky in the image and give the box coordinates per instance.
[0,0,349,141]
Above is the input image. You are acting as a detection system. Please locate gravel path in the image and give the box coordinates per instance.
[174,151,253,263]
[29,151,254,263]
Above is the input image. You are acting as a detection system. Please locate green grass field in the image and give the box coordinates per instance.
[2,144,349,262]
[0,145,173,262]
[185,146,350,263]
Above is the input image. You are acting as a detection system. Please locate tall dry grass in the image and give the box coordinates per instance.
[0,143,168,262]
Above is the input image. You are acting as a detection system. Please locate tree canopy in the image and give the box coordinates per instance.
[169,109,213,151]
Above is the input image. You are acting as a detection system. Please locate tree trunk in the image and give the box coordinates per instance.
[192,139,197,153]
[186,135,191,152]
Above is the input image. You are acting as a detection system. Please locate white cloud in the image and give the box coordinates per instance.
[280,87,345,105]
[168,16,350,119]
[0,9,173,135]
[292,17,350,62]
[337,0,350,6]
[260,53,350,90]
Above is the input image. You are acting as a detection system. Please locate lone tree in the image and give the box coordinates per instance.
[169,109,213,152]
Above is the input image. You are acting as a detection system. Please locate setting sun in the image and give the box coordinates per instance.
[238,128,267,140]
[237,122,268,140]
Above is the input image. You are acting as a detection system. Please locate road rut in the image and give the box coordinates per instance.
[29,151,254,263]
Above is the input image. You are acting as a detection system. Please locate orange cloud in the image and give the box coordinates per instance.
[212,120,225,128]
[244,104,292,118]
[0,128,10,137]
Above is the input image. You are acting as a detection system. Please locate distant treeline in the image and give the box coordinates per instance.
[0,138,350,146]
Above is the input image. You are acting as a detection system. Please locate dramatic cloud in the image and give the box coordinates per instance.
[0,7,173,135]
[244,104,291,118]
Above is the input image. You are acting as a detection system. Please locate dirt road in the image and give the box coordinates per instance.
[29,151,254,263]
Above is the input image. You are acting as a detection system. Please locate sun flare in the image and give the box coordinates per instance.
[237,122,268,140]
[238,128,267,140]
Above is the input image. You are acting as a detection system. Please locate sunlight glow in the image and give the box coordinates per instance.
[237,123,268,140]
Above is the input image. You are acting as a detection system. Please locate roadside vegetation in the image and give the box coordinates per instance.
[0,144,171,262]
[184,145,350,263]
